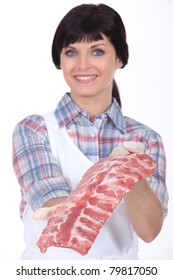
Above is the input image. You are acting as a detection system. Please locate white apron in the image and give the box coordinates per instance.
[22,111,138,259]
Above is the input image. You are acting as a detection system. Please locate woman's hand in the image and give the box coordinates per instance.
[33,197,67,220]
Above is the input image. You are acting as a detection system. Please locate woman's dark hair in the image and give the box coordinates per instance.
[52,4,129,108]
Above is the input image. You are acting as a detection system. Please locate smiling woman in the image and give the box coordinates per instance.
[12,3,168,260]
[59,37,123,118]
[52,3,129,108]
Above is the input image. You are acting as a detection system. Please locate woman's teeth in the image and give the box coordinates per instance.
[75,75,97,82]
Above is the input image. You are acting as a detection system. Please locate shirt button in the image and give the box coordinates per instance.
[91,132,95,137]
[95,123,100,129]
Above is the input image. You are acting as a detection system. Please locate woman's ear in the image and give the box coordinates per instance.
[116,58,124,69]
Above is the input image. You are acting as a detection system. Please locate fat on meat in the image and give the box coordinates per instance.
[36,152,156,255]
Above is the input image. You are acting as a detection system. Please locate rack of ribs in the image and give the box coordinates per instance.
[36,149,155,255]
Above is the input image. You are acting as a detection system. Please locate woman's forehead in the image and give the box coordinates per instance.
[63,31,104,46]
[65,35,111,48]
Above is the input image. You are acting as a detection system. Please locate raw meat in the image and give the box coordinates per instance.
[36,152,156,255]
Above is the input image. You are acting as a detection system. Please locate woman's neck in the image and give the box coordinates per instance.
[69,93,112,122]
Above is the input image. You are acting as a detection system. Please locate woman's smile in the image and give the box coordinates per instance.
[60,35,122,101]
[74,75,98,83]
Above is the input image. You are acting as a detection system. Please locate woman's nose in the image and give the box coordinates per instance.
[77,54,91,70]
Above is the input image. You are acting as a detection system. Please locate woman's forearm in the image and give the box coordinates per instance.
[43,197,67,207]
[124,179,164,242]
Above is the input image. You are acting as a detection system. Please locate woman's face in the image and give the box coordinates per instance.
[60,35,122,101]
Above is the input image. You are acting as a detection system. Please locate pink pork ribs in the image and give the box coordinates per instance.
[36,152,156,255]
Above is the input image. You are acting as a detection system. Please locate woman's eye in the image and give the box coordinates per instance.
[65,50,77,57]
[93,49,104,56]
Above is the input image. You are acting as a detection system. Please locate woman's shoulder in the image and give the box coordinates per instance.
[13,114,48,138]
[124,116,161,138]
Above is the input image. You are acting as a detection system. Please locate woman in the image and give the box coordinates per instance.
[12,3,168,259]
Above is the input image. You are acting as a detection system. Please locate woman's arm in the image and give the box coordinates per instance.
[12,114,71,217]
[124,178,164,242]
[123,132,168,242]
[114,137,168,243]
[43,197,67,207]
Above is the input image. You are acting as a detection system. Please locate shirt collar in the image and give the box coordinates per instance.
[55,93,126,133]
[106,99,127,133]
[55,93,82,127]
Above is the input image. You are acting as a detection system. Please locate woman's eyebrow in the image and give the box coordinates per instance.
[90,43,107,49]
[64,45,76,50]
[64,43,107,50]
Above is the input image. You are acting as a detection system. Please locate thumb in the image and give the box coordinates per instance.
[122,141,145,153]
[33,205,57,220]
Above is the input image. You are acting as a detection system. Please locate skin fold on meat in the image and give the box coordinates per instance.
[36,152,156,255]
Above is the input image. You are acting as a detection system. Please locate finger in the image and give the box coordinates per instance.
[33,207,52,220]
[122,141,145,153]
[110,146,129,156]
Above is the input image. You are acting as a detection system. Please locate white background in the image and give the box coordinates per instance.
[0,0,172,260]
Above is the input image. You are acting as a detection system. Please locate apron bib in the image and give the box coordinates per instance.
[22,111,138,259]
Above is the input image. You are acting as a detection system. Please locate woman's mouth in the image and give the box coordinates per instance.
[74,75,97,83]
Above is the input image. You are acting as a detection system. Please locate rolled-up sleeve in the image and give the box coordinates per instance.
[12,115,71,218]
[144,130,169,215]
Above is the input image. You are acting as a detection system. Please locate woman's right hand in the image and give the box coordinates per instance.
[33,196,67,220]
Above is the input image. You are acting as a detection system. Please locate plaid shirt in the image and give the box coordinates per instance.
[12,93,168,218]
